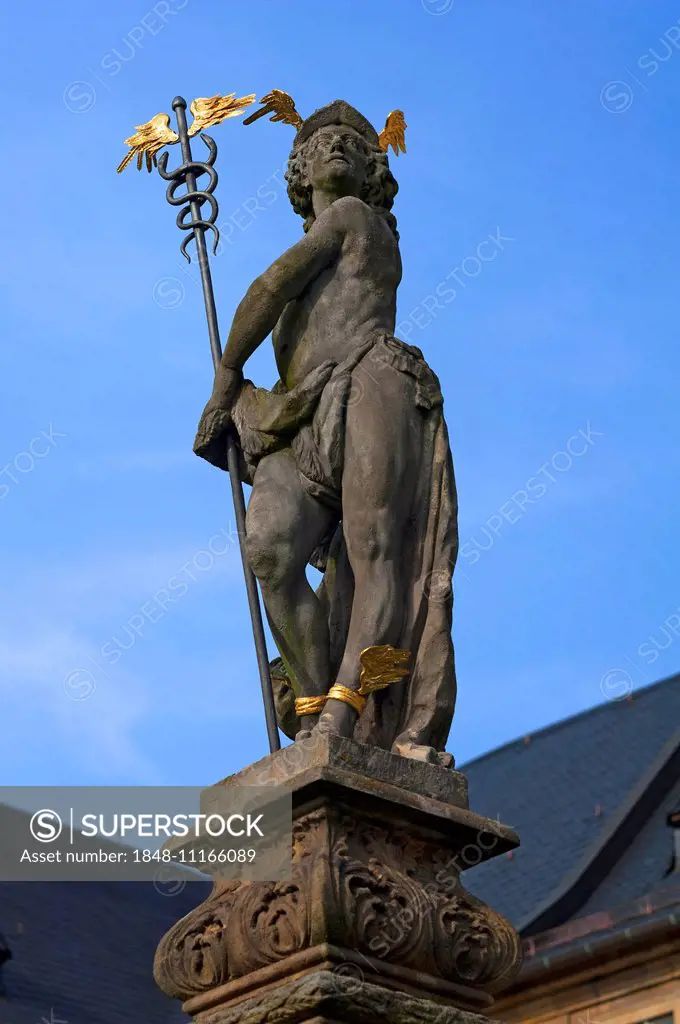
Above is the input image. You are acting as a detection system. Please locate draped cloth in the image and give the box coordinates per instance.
[194,334,459,755]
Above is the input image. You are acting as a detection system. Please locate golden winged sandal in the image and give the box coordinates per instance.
[327,645,411,715]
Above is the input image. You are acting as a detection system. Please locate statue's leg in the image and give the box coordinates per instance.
[317,361,421,741]
[245,448,336,734]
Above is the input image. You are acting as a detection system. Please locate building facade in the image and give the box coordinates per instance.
[464,674,680,1024]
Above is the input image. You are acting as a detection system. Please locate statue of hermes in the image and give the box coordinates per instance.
[194,93,459,767]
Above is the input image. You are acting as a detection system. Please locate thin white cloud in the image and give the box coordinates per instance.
[0,540,255,782]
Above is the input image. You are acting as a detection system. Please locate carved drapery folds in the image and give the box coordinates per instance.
[154,805,521,1004]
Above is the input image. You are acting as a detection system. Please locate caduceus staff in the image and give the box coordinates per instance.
[117,90,281,752]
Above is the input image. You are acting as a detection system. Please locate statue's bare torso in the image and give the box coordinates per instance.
[273,198,402,388]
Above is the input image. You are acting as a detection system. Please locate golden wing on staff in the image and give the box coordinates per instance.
[378,110,407,156]
[359,644,411,695]
[117,113,178,173]
[243,89,304,130]
[187,92,256,136]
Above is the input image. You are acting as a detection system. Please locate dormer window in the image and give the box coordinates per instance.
[0,931,11,1000]
[668,807,680,874]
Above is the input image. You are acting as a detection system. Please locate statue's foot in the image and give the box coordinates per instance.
[393,741,455,768]
[315,698,357,739]
[295,713,320,740]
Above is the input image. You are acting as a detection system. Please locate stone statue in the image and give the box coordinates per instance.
[149,94,521,1024]
[194,98,459,766]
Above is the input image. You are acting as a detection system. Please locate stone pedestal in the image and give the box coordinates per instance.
[154,736,522,1024]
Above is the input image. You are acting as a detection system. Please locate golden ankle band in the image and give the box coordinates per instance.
[294,695,328,716]
[327,685,367,716]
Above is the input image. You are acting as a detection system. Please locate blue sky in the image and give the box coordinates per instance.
[2,0,680,787]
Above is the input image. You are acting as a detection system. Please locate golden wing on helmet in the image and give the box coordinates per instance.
[359,644,411,695]
[117,113,179,173]
[243,89,304,130]
[188,92,256,136]
[378,110,407,156]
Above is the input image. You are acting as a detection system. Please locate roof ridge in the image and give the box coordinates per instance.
[459,671,680,770]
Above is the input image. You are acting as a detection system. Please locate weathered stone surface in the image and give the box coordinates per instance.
[154,809,519,1001]
[206,732,470,811]
[192,970,504,1024]
[198,734,517,862]
[158,97,521,1024]
[194,98,459,763]
[154,739,521,1023]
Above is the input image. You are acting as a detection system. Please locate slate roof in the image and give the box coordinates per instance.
[461,673,680,933]
[0,880,210,1024]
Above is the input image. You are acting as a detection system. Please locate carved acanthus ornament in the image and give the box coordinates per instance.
[154,807,521,1003]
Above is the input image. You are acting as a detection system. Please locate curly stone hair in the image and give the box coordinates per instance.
[285,132,399,239]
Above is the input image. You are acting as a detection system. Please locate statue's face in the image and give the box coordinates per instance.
[303,125,369,196]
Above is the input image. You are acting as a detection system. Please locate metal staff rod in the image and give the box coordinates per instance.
[170,95,280,752]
